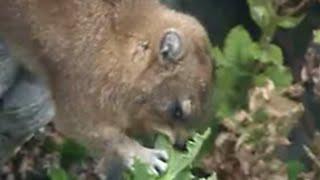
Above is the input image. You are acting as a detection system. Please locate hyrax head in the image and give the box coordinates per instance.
[120,8,214,149]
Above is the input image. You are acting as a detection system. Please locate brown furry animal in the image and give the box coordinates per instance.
[0,0,213,174]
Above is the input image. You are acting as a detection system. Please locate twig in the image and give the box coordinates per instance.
[303,145,320,169]
[278,0,312,16]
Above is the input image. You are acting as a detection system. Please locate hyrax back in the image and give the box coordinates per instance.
[0,0,214,167]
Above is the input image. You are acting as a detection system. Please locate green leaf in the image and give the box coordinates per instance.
[224,26,254,63]
[126,129,212,180]
[247,0,275,29]
[156,128,211,180]
[213,67,241,117]
[215,100,233,118]
[254,74,268,87]
[313,30,320,44]
[214,63,254,118]
[211,47,226,67]
[287,160,304,180]
[277,15,305,29]
[60,139,88,168]
[249,5,271,28]
[48,168,69,180]
[260,44,283,65]
[247,42,263,61]
[174,170,194,180]
[128,160,158,180]
[264,66,293,87]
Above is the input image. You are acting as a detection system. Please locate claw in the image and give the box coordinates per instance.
[126,147,169,175]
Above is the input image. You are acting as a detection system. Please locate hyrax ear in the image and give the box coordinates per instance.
[159,29,184,63]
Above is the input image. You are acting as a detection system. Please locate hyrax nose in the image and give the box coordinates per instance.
[173,138,188,151]
[167,99,192,121]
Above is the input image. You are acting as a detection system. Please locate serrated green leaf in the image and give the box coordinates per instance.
[224,26,254,63]
[126,129,212,180]
[156,128,211,180]
[48,168,69,180]
[277,15,305,29]
[260,44,283,65]
[313,30,320,44]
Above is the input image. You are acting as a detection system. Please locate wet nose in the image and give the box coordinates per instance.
[173,138,188,151]
[167,99,192,121]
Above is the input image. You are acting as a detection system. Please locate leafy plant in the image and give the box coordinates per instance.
[247,0,304,45]
[126,128,215,180]
[48,168,69,180]
[60,139,88,168]
[211,0,305,118]
[212,26,292,117]
[46,139,88,180]
[207,0,307,179]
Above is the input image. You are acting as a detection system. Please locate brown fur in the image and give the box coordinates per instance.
[0,0,213,156]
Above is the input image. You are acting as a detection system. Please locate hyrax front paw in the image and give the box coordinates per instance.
[127,147,169,175]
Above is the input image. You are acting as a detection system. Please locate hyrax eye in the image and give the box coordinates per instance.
[159,29,183,63]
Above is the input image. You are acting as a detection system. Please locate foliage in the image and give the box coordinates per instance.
[247,0,304,44]
[48,168,69,180]
[126,128,215,180]
[60,139,88,168]
[212,25,292,117]
[204,0,307,179]
[46,138,88,180]
[211,0,305,118]
[206,81,304,179]
[287,160,305,180]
